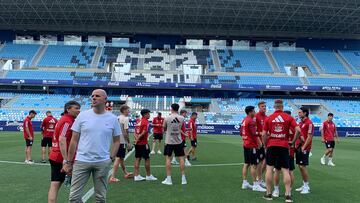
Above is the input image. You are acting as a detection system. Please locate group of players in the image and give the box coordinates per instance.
[21,96,339,203]
[21,96,199,203]
[240,100,339,202]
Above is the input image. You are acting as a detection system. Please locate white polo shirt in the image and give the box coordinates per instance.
[71,109,121,162]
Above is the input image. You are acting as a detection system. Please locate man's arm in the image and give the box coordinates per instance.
[261,130,268,147]
[67,131,80,163]
[24,122,33,140]
[59,136,68,163]
[335,126,340,143]
[321,124,325,143]
[291,126,301,146]
[110,136,120,160]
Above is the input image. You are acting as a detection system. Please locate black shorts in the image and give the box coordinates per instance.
[116,144,126,158]
[243,147,259,165]
[258,146,266,161]
[182,140,187,148]
[325,141,335,149]
[296,149,309,166]
[164,144,185,157]
[25,139,33,147]
[266,146,290,169]
[191,139,197,147]
[276,156,295,171]
[41,137,52,147]
[153,133,163,140]
[50,160,65,182]
[135,144,150,160]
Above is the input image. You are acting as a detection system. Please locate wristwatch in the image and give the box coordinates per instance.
[63,160,71,165]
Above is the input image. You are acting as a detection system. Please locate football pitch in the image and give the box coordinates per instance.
[0,132,359,203]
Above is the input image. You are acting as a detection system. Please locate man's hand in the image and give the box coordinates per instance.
[28,137,33,141]
[62,163,73,175]
[321,137,325,143]
[336,138,340,144]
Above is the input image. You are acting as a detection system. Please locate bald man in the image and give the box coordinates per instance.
[64,89,121,203]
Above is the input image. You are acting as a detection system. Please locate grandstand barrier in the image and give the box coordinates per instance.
[1,121,359,137]
[1,78,360,93]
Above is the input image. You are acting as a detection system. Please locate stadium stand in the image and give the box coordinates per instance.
[4,70,111,81]
[38,45,96,68]
[272,50,318,74]
[216,49,273,73]
[307,77,360,86]
[0,43,40,66]
[311,50,348,75]
[1,93,359,127]
[338,50,360,74]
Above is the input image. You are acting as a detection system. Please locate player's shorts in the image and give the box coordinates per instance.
[25,139,33,147]
[191,138,197,147]
[243,147,259,165]
[164,144,185,157]
[296,149,309,166]
[325,141,335,149]
[135,144,150,160]
[266,146,290,169]
[153,133,163,140]
[50,159,66,182]
[41,137,52,147]
[257,146,266,161]
[116,144,126,159]
[182,140,187,148]
[275,156,295,171]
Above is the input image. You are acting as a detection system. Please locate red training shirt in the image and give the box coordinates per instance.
[135,117,149,145]
[188,118,197,139]
[49,114,75,163]
[298,117,314,151]
[322,120,336,141]
[152,117,164,134]
[23,116,34,140]
[263,110,297,149]
[181,122,186,141]
[241,116,258,148]
[41,116,58,138]
[255,111,267,136]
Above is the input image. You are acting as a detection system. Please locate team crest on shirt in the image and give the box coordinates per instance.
[274,124,283,133]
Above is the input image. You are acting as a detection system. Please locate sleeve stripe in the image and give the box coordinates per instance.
[60,123,70,137]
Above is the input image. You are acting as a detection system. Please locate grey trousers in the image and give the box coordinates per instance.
[69,160,111,203]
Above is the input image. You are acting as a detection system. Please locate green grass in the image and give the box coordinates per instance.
[0,132,359,203]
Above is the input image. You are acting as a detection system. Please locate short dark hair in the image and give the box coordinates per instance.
[157,112,162,116]
[171,103,180,112]
[245,106,255,115]
[191,112,198,116]
[284,110,292,115]
[46,111,51,114]
[258,101,266,106]
[64,101,81,114]
[141,109,150,116]
[300,107,309,117]
[328,113,334,117]
[180,109,187,114]
[29,110,37,115]
[120,105,130,113]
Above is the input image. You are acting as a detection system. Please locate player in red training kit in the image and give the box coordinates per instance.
[40,111,58,163]
[48,101,80,203]
[262,100,300,203]
[320,113,339,166]
[151,112,164,155]
[295,107,314,195]
[23,110,37,164]
[133,109,157,182]
[254,101,267,188]
[241,106,266,192]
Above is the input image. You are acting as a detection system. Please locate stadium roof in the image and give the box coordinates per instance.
[0,0,359,39]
